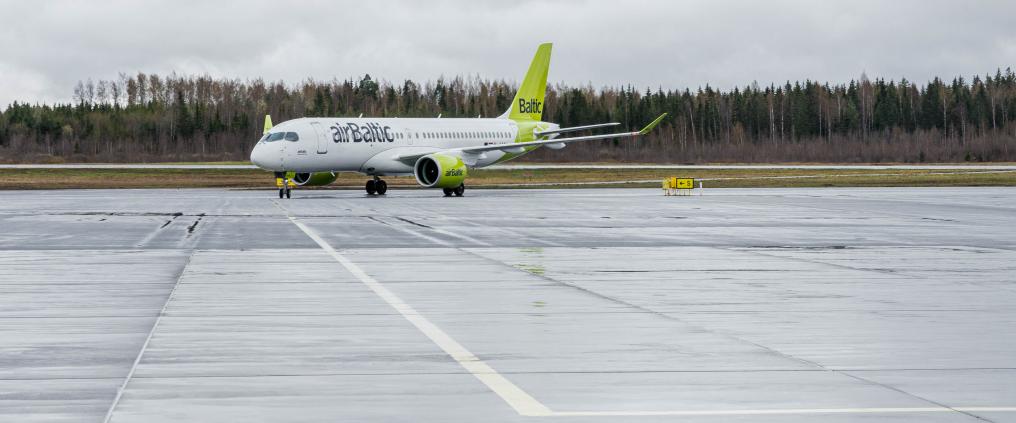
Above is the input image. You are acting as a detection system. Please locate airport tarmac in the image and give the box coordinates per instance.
[1,187,1015,422]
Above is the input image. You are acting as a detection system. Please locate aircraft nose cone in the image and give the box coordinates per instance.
[250,143,272,169]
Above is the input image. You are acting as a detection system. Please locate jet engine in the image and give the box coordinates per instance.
[291,172,338,186]
[413,153,467,188]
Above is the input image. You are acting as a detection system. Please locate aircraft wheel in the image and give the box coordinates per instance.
[365,180,377,195]
[278,188,284,199]
[285,187,291,199]
[454,184,465,197]
[376,180,388,195]
[442,188,452,197]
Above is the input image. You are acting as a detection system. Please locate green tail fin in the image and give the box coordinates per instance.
[263,114,273,135]
[501,43,552,121]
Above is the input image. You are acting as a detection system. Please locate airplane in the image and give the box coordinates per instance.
[249,43,667,198]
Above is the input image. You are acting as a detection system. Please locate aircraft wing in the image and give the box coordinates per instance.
[459,113,667,155]
[534,122,619,137]
[387,114,666,167]
[391,149,442,166]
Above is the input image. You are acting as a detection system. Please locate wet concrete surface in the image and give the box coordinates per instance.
[1,187,1014,422]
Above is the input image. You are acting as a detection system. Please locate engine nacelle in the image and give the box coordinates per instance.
[290,172,338,186]
[414,153,467,189]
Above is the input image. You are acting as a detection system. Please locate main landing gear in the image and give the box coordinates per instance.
[442,184,465,197]
[366,176,388,195]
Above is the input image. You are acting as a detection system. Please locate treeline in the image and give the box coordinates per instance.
[1,70,1015,163]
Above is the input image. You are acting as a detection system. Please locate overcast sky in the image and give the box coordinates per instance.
[1,0,1014,106]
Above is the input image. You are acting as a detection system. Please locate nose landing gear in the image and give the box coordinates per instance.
[366,176,387,195]
[275,172,292,199]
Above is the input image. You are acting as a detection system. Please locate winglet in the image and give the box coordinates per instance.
[639,113,668,135]
[263,115,273,135]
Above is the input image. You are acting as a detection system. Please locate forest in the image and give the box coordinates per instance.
[1,69,1015,163]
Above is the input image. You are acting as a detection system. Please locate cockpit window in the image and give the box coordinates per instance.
[284,132,299,141]
[266,132,285,142]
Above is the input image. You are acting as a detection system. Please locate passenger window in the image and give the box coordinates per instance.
[284,132,299,141]
[267,132,285,142]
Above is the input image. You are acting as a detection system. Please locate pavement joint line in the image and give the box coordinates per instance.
[428,226,493,246]
[836,370,999,422]
[384,214,495,248]
[29,367,1006,381]
[101,249,195,423]
[387,215,493,246]
[456,216,566,247]
[275,201,554,417]
[548,407,1016,417]
[364,216,454,247]
[732,247,918,278]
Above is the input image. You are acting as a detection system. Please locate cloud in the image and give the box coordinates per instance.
[2,0,1015,107]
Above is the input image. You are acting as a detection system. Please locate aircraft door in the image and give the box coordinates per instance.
[310,122,328,154]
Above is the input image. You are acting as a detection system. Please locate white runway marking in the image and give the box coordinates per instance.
[280,206,552,416]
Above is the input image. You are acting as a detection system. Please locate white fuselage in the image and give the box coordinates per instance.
[250,117,553,175]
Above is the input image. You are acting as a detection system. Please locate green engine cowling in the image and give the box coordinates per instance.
[289,172,338,186]
[413,153,467,189]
